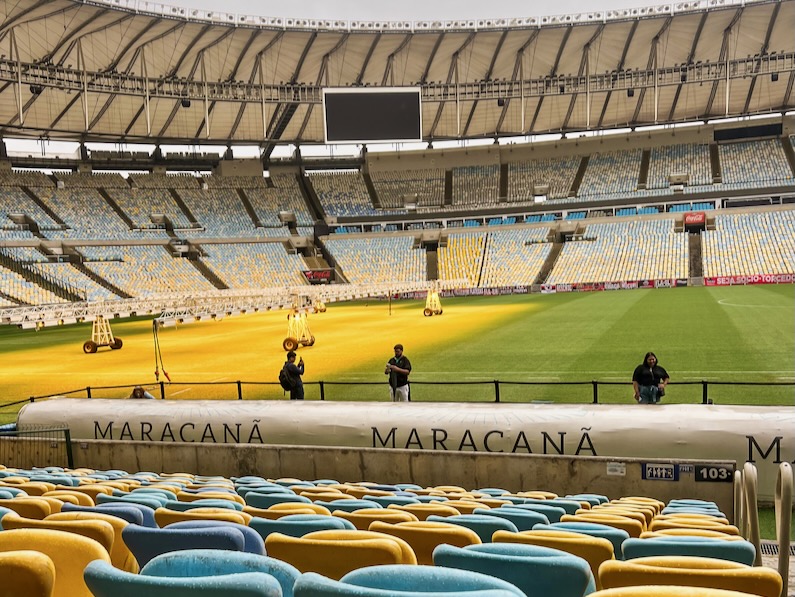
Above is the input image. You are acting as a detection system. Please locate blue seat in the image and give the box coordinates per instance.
[523,498,582,515]
[142,549,299,597]
[250,514,355,540]
[294,565,525,596]
[622,536,756,565]
[98,493,166,510]
[97,502,158,527]
[426,514,518,543]
[167,520,265,555]
[473,507,549,531]
[501,504,567,523]
[433,542,595,597]
[538,522,630,558]
[246,492,312,509]
[237,486,293,499]
[567,494,608,506]
[122,524,246,567]
[61,503,145,526]
[84,559,281,597]
[368,496,421,508]
[164,499,243,512]
[476,488,509,497]
[132,488,179,501]
[313,499,382,513]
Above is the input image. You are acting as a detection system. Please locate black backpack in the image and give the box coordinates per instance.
[278,365,295,391]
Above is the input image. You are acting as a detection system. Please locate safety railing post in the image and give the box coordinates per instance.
[159,381,165,400]
[237,381,242,400]
[702,380,708,404]
[86,387,92,399]
[494,380,500,403]
[319,381,325,401]
[592,381,598,404]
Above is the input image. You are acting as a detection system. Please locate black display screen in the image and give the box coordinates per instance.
[323,88,422,143]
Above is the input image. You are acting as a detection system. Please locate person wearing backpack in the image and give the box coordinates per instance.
[281,351,305,400]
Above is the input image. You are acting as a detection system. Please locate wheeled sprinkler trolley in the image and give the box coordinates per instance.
[282,308,315,351]
[423,288,443,317]
[313,299,327,313]
[83,315,122,353]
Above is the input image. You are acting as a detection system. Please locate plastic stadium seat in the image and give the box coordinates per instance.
[434,542,595,597]
[141,549,300,597]
[0,512,115,556]
[426,514,518,543]
[0,497,52,519]
[502,503,567,523]
[369,520,481,565]
[154,506,250,527]
[121,524,247,568]
[250,513,355,540]
[97,502,158,527]
[561,513,644,538]
[0,550,55,597]
[294,565,526,596]
[473,506,549,530]
[167,520,266,554]
[333,507,418,530]
[48,511,139,572]
[43,489,95,506]
[83,559,282,597]
[0,528,111,597]
[598,555,782,596]
[648,519,739,535]
[387,502,461,520]
[539,522,630,557]
[589,587,762,597]
[265,529,417,579]
[314,499,382,513]
[493,528,614,588]
[621,536,755,565]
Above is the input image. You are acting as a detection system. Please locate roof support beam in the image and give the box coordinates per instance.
[742,3,780,115]
[429,33,475,139]
[0,0,73,38]
[666,11,707,122]
[355,33,381,85]
[529,25,573,134]
[596,19,638,129]
[632,17,671,125]
[495,30,539,134]
[704,8,743,117]
[462,30,508,138]
[381,34,412,86]
[296,34,349,141]
[562,24,604,131]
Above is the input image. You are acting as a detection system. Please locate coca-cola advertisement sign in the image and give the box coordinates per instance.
[684,212,706,225]
[302,269,333,284]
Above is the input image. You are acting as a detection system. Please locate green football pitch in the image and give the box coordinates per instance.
[1,284,792,419]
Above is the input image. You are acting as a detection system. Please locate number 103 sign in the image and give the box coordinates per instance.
[694,464,734,482]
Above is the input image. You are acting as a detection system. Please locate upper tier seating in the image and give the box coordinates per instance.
[507,156,579,202]
[718,139,793,188]
[107,188,192,231]
[201,243,308,288]
[30,188,133,240]
[647,144,713,189]
[370,169,444,209]
[177,189,263,238]
[309,172,381,217]
[246,174,314,227]
[578,150,643,198]
[451,165,500,207]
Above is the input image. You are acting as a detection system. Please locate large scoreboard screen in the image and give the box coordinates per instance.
[323,87,422,144]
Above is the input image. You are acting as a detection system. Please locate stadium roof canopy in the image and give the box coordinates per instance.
[0,0,793,150]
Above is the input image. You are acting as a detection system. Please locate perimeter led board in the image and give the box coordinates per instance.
[323,87,422,144]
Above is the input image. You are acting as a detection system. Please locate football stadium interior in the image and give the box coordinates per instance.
[0,0,793,594]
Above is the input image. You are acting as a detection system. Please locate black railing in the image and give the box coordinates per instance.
[23,379,795,405]
[0,425,73,468]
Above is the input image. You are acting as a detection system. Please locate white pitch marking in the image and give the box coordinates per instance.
[717,299,791,308]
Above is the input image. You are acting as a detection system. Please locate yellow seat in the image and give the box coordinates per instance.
[0,498,52,520]
[433,500,485,515]
[462,497,511,508]
[493,528,614,589]
[63,485,114,501]
[154,507,250,527]
[1,513,114,557]
[10,482,56,496]
[243,505,321,519]
[0,528,111,597]
[598,555,782,597]
[561,513,644,538]
[387,502,462,521]
[586,507,649,529]
[48,511,138,573]
[640,529,745,541]
[266,529,416,579]
[648,519,739,535]
[175,491,245,505]
[342,486,395,499]
[370,520,481,565]
[590,586,765,597]
[333,508,418,530]
[43,490,95,507]
[0,550,56,597]
[653,513,730,525]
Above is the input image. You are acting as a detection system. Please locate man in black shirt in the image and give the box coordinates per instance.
[385,343,412,402]
[284,351,305,400]
[632,351,669,404]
